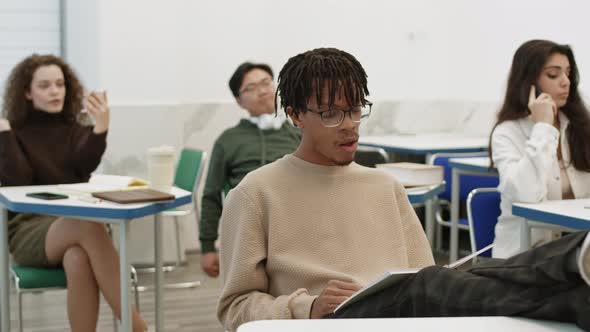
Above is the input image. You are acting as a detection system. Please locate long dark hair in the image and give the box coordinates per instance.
[2,54,85,128]
[489,40,590,171]
[275,47,369,115]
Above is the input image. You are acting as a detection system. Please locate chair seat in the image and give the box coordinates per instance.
[11,265,67,289]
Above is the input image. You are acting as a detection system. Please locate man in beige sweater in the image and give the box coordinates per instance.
[218,48,590,331]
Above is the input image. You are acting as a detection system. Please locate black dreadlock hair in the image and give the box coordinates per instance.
[275,48,369,116]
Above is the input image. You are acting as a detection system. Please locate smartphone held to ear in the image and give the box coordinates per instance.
[535,84,543,98]
[26,192,68,200]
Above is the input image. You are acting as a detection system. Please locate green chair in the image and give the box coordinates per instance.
[152,148,207,289]
[221,180,232,203]
[10,262,140,332]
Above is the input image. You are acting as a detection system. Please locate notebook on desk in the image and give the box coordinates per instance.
[375,162,443,187]
[91,188,175,204]
[59,174,149,194]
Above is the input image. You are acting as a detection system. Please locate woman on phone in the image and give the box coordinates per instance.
[490,40,590,258]
[0,54,147,331]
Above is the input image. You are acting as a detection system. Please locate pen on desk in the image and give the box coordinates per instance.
[585,206,590,209]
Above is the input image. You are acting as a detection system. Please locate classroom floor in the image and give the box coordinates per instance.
[8,248,458,332]
[8,253,224,332]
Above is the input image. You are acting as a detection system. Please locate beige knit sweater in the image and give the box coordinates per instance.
[217,154,434,331]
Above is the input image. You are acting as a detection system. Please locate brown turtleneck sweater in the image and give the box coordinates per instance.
[0,109,107,189]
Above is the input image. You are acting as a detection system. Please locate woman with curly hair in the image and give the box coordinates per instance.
[0,54,147,331]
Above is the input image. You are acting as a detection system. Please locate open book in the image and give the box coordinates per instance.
[58,174,149,194]
[333,243,494,313]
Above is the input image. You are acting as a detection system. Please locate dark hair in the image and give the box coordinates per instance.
[489,40,590,171]
[228,62,273,97]
[2,54,85,129]
[276,47,369,116]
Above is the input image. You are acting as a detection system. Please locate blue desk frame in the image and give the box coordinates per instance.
[0,185,191,332]
[512,205,590,230]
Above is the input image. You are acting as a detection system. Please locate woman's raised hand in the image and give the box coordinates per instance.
[528,85,556,125]
[84,91,110,134]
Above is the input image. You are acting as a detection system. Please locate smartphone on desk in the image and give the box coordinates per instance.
[26,192,69,200]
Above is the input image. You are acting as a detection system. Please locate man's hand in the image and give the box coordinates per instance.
[0,119,10,132]
[310,280,362,318]
[200,252,220,277]
[85,91,110,134]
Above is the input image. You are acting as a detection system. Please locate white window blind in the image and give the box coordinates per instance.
[0,0,61,95]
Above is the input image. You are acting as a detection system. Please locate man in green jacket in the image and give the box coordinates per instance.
[199,62,300,277]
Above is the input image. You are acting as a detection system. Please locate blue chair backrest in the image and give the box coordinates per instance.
[467,188,501,258]
[432,153,498,201]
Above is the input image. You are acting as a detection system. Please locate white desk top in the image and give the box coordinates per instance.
[449,156,491,169]
[512,199,590,230]
[0,185,192,220]
[359,133,488,154]
[237,317,582,332]
[406,182,445,204]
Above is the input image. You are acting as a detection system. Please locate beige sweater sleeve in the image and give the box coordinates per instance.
[394,181,435,267]
[217,186,317,331]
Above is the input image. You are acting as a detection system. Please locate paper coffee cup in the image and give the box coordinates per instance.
[147,145,175,192]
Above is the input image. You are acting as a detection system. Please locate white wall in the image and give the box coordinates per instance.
[62,0,590,256]
[62,0,100,90]
[66,0,590,105]
[0,0,61,94]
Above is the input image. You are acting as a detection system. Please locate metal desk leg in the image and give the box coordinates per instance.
[155,213,163,331]
[425,197,435,246]
[424,153,436,247]
[120,220,132,332]
[450,169,460,262]
[0,208,10,332]
[521,220,531,251]
[425,153,434,165]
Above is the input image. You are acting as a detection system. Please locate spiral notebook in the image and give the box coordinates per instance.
[91,188,175,204]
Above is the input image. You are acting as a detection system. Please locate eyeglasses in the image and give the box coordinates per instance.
[304,102,372,128]
[239,77,274,95]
